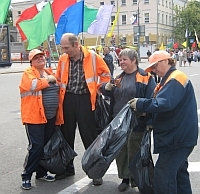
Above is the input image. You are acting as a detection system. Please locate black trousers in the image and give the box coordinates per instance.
[61,93,97,171]
[21,117,56,181]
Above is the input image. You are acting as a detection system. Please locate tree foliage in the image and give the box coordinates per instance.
[173,0,200,42]
[5,9,13,26]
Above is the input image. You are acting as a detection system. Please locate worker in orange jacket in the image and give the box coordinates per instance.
[19,49,63,190]
[55,33,111,185]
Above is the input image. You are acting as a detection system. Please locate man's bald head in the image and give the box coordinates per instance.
[61,33,78,47]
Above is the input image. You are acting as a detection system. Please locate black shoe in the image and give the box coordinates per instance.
[55,170,75,180]
[21,180,31,190]
[118,182,129,192]
[93,178,103,185]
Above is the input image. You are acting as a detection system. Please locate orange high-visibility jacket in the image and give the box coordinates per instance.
[19,66,63,125]
[56,47,111,122]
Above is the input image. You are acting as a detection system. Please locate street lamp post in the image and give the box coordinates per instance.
[137,1,141,61]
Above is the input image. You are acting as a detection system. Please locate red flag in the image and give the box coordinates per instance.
[52,0,76,23]
[192,41,196,48]
[16,5,38,41]
[173,42,178,49]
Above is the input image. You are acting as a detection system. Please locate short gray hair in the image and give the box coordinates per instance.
[119,48,139,65]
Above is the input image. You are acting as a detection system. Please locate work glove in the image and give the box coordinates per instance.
[105,82,115,91]
[128,98,138,111]
[47,75,56,83]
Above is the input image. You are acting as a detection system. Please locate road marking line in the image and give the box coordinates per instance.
[57,161,200,193]
[190,74,198,76]
[57,176,91,194]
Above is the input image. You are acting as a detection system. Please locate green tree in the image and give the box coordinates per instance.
[5,9,13,26]
[173,0,200,45]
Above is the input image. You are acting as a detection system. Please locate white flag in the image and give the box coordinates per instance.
[87,5,114,35]
[130,14,137,25]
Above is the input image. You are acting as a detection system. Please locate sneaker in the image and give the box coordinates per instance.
[22,180,31,190]
[55,170,75,180]
[93,178,103,185]
[37,175,55,182]
[118,182,129,192]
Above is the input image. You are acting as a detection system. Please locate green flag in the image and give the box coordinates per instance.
[19,3,55,50]
[167,42,173,49]
[83,6,98,32]
[0,0,11,24]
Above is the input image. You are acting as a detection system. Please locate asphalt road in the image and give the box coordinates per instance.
[0,60,199,194]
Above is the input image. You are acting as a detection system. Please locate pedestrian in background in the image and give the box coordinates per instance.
[178,48,183,66]
[19,49,63,190]
[100,48,156,192]
[129,50,198,194]
[103,46,114,76]
[147,50,152,61]
[110,47,119,68]
[55,33,111,185]
[44,48,50,68]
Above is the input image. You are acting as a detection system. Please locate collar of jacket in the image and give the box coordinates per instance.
[160,66,176,86]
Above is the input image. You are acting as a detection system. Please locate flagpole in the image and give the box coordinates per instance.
[47,36,51,68]
[53,37,60,64]
[47,37,57,68]
[0,24,4,39]
[95,36,99,46]
[116,0,119,45]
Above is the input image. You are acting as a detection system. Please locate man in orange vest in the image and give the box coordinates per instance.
[55,33,111,185]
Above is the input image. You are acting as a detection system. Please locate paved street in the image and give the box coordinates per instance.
[0,59,199,194]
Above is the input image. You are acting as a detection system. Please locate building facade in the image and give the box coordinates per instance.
[11,0,188,55]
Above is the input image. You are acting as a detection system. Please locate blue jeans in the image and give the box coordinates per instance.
[154,147,194,194]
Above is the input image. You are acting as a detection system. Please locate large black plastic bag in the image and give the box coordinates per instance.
[82,104,137,179]
[129,129,154,194]
[94,93,110,134]
[40,127,77,174]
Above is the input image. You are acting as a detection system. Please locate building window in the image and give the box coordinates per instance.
[158,0,160,4]
[122,15,126,24]
[17,11,21,16]
[169,16,171,25]
[100,2,104,5]
[162,0,164,6]
[123,37,127,46]
[80,39,84,45]
[166,1,168,7]
[111,15,115,25]
[121,0,126,6]
[111,1,115,5]
[133,0,137,4]
[169,2,171,8]
[166,15,168,25]
[162,14,164,24]
[134,36,138,44]
[158,13,160,23]
[144,0,149,3]
[101,38,105,46]
[144,13,149,23]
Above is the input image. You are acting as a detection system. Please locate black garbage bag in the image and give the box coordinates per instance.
[129,129,154,194]
[82,104,137,179]
[40,127,77,174]
[94,93,110,134]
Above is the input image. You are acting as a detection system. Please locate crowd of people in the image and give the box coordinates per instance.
[19,34,198,194]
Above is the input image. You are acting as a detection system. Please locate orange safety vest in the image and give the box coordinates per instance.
[19,66,63,125]
[56,47,111,122]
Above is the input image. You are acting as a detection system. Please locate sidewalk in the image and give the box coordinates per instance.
[0,59,149,74]
[0,62,58,74]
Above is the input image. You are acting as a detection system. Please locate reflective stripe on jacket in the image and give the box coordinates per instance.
[19,66,63,125]
[55,47,111,121]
